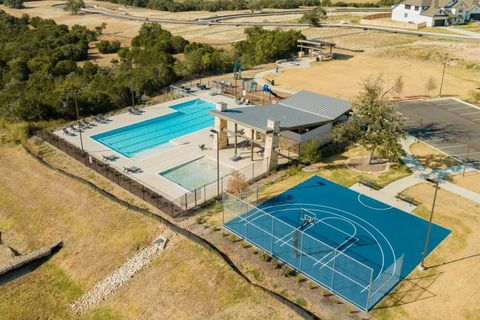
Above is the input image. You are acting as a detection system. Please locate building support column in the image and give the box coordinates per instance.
[264,119,280,171]
[234,123,238,155]
[213,102,228,150]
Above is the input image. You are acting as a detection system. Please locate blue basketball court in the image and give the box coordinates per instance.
[223,176,451,311]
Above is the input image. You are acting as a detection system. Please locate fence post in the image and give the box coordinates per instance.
[270,216,275,255]
[330,248,337,290]
[184,193,188,211]
[194,188,197,207]
[366,268,374,311]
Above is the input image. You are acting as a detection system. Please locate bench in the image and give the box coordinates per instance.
[358,178,382,191]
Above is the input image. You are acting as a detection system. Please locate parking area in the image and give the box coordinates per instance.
[395,98,480,166]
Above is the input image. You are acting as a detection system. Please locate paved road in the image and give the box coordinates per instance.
[75,5,480,42]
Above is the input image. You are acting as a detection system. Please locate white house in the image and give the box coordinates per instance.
[392,0,480,27]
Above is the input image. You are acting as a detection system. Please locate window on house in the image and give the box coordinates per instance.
[404,12,409,17]
[405,4,411,9]
[415,6,419,10]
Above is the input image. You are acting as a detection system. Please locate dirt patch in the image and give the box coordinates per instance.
[410,142,461,169]
[347,156,390,173]
[446,171,480,193]
[373,183,480,319]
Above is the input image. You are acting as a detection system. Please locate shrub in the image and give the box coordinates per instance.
[294,274,306,283]
[210,225,220,232]
[228,234,239,242]
[307,281,317,289]
[271,258,282,269]
[259,252,272,262]
[220,230,229,237]
[239,240,250,248]
[469,89,480,103]
[300,139,321,165]
[195,216,206,224]
[281,264,294,277]
[249,248,259,255]
[96,40,121,54]
[295,297,307,307]
[287,164,301,176]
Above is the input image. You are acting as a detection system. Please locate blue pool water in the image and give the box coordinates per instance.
[92,99,215,157]
[160,157,228,191]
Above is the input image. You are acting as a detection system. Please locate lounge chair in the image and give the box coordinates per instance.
[198,144,206,151]
[123,166,142,173]
[129,108,141,115]
[84,119,97,127]
[102,154,119,161]
[94,116,106,124]
[230,154,242,162]
[70,125,82,133]
[132,106,145,113]
[81,120,93,128]
[99,115,111,122]
[62,128,76,136]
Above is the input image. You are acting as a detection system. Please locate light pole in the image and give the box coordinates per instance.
[419,178,440,271]
[73,92,84,152]
[210,129,220,197]
[439,53,448,97]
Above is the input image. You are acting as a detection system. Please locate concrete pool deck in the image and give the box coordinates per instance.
[54,90,267,201]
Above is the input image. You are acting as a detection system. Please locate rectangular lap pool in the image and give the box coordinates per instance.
[92,99,215,157]
[160,157,228,191]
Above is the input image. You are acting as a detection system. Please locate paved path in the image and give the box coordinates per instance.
[439,26,480,39]
[349,136,480,208]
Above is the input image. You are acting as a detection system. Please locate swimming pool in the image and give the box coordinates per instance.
[92,99,215,158]
[160,157,228,191]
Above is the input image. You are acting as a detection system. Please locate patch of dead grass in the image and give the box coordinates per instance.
[410,142,461,169]
[446,171,480,194]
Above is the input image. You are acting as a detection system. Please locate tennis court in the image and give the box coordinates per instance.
[222,176,451,311]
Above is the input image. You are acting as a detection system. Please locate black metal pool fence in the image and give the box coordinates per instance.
[36,131,302,217]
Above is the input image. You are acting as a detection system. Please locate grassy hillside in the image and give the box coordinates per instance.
[0,132,301,319]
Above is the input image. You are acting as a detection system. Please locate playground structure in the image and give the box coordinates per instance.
[212,61,286,105]
[298,39,336,61]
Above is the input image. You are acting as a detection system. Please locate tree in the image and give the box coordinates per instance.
[63,0,85,15]
[3,0,24,9]
[333,76,406,164]
[227,170,248,196]
[425,76,437,96]
[96,40,121,54]
[299,6,327,27]
[94,22,107,35]
[392,75,404,97]
[300,139,321,165]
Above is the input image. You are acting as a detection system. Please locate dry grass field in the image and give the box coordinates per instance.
[447,171,480,194]
[0,133,303,320]
[373,183,480,320]
[410,142,461,169]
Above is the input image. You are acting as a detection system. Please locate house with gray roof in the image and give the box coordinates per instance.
[209,91,352,170]
[392,0,480,26]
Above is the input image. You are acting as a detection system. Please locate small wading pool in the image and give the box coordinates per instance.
[160,157,229,192]
[91,99,215,158]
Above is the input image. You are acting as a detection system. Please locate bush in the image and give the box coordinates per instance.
[271,258,282,269]
[240,240,250,248]
[287,164,302,176]
[281,264,294,277]
[96,40,121,54]
[249,248,259,255]
[228,234,239,242]
[195,216,206,224]
[220,230,229,237]
[300,139,321,165]
[307,281,317,289]
[210,225,220,232]
[259,252,272,262]
[295,297,308,307]
[294,274,306,283]
[469,89,480,103]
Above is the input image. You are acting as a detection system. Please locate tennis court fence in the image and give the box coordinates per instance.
[222,192,404,311]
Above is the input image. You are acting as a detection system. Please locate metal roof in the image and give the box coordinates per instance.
[298,39,336,47]
[209,104,331,133]
[209,90,352,133]
[279,90,352,120]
